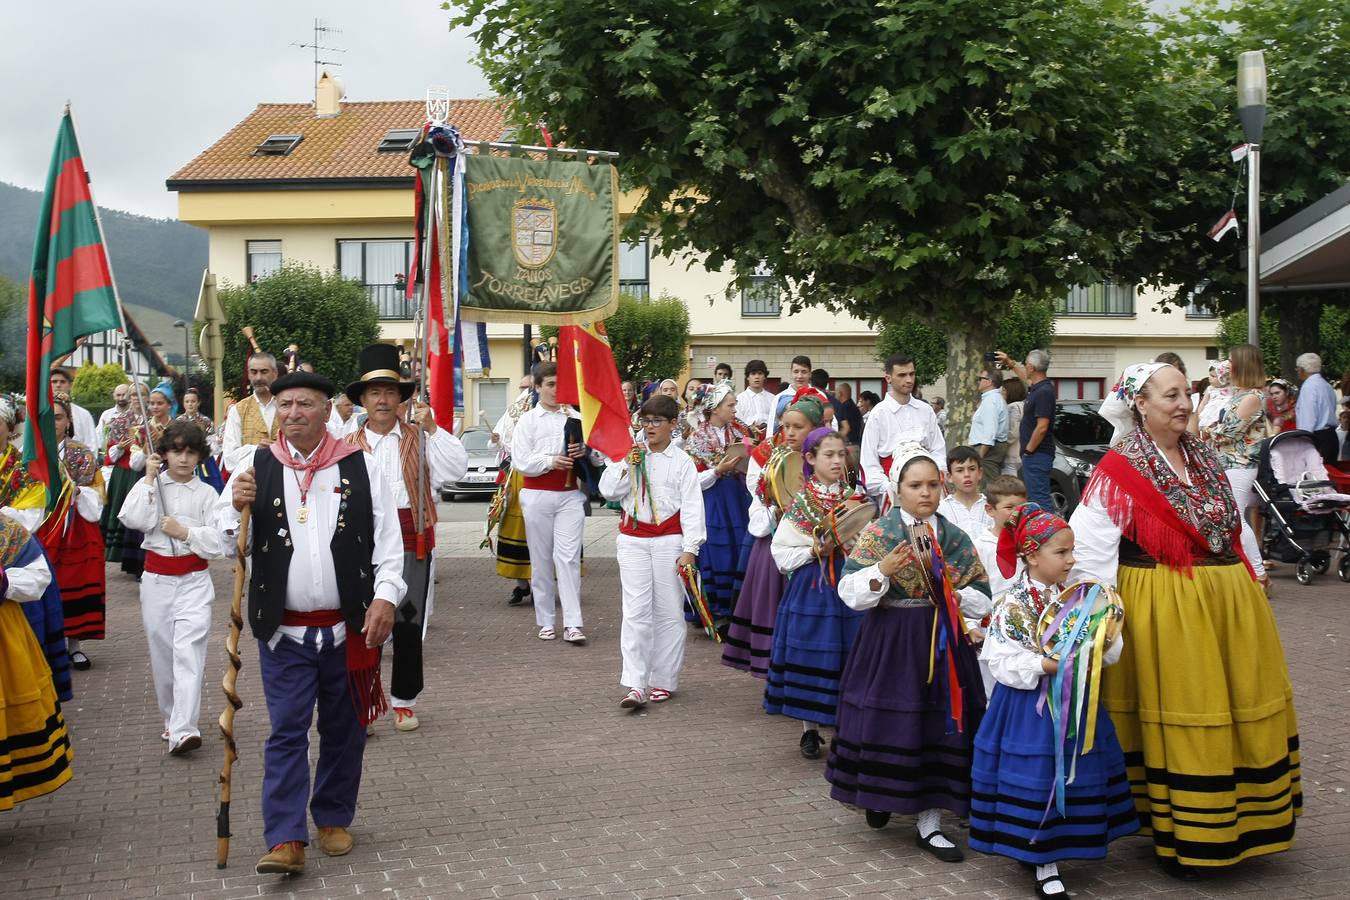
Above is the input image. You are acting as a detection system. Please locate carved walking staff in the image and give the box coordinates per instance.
[215,503,249,868]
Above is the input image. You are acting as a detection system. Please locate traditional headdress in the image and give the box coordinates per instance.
[996,501,1069,577]
[1099,361,1169,446]
[785,394,824,426]
[1210,359,1232,387]
[151,380,179,416]
[801,426,839,479]
[886,441,940,507]
[347,344,414,405]
[699,379,735,413]
[0,395,15,427]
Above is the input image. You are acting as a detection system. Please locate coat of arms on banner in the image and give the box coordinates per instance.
[512,199,557,268]
[460,154,619,324]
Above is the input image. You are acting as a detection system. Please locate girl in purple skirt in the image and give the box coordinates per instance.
[722,392,822,676]
[828,444,990,863]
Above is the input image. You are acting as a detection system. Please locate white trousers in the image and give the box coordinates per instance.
[519,488,585,629]
[1225,465,1257,511]
[617,533,687,693]
[140,569,214,743]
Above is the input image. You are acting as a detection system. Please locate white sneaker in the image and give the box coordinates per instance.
[562,627,587,644]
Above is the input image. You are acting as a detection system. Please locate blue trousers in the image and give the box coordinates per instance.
[1021,450,1054,512]
[258,627,366,848]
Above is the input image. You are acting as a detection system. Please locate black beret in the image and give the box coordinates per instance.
[270,372,336,398]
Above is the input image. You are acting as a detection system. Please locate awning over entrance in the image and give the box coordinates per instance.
[1260,181,1350,290]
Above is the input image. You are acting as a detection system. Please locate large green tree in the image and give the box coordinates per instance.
[449,0,1190,424]
[218,264,380,394]
[1145,0,1350,377]
[541,292,691,385]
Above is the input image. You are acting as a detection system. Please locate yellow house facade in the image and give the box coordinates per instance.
[169,86,1220,429]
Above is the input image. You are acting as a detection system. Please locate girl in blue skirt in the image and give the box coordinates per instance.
[722,393,821,676]
[684,381,753,624]
[970,503,1137,898]
[765,429,867,758]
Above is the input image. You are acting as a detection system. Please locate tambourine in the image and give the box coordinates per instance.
[766,449,804,510]
[721,440,749,474]
[1036,580,1124,662]
[825,498,878,550]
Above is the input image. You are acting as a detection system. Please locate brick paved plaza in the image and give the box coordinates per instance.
[2,550,1347,899]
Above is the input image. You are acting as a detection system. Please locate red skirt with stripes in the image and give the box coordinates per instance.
[54,516,107,640]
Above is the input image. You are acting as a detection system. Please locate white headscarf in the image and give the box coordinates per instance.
[1100,362,1169,446]
[701,379,735,414]
[886,441,941,508]
[0,395,15,428]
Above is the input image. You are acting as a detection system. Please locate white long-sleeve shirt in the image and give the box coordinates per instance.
[736,388,777,430]
[859,393,948,501]
[938,494,993,545]
[599,443,706,555]
[119,475,228,560]
[217,446,407,648]
[359,424,468,509]
[1,523,52,603]
[510,404,579,477]
[221,394,277,473]
[837,508,989,618]
[983,574,1123,691]
[745,457,778,538]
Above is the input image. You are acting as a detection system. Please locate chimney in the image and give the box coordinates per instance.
[316,69,344,118]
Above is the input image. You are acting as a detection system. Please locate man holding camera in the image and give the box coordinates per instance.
[968,366,1009,487]
[995,349,1055,511]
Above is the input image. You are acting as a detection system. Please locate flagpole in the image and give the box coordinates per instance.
[70,103,176,553]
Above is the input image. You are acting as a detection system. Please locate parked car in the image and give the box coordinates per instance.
[1018,399,1112,516]
[441,427,501,500]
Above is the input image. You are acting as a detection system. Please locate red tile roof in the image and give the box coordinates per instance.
[167,99,508,187]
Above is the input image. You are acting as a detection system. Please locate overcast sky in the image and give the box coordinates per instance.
[0,1,491,219]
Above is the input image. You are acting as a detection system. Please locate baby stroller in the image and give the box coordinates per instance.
[1253,430,1350,585]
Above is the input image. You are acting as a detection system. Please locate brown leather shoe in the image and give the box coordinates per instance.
[317,826,353,856]
[255,841,305,875]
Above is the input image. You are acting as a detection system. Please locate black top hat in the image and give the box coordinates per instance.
[346,344,414,406]
[271,371,336,398]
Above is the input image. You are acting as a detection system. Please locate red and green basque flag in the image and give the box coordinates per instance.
[22,109,123,507]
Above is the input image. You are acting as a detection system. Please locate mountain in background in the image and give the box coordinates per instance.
[0,181,206,345]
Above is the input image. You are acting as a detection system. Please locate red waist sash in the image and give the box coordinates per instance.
[396,508,436,554]
[523,469,575,491]
[282,608,343,627]
[144,551,208,576]
[619,513,682,538]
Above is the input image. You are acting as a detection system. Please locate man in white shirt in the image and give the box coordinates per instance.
[511,361,591,644]
[860,352,947,503]
[48,367,97,449]
[220,370,406,876]
[735,359,776,437]
[769,355,813,437]
[96,383,130,453]
[344,345,466,732]
[221,352,279,473]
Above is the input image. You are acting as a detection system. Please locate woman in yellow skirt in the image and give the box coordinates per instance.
[2,515,75,811]
[1069,362,1298,877]
[490,379,535,604]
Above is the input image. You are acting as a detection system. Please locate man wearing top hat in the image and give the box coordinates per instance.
[218,369,406,876]
[343,344,466,733]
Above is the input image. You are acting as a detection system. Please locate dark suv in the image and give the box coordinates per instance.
[1046,399,1113,515]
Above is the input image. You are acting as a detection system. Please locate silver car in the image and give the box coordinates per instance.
[441,427,501,500]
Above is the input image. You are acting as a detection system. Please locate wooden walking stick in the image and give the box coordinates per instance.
[216,503,250,868]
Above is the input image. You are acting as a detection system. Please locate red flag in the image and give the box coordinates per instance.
[23,109,123,507]
[555,322,632,461]
[425,208,455,428]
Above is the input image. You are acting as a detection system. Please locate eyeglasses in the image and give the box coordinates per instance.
[977,375,991,382]
[637,417,671,427]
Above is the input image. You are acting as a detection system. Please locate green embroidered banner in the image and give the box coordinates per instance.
[461,154,619,323]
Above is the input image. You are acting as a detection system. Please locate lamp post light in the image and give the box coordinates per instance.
[1237,50,1267,346]
[173,319,190,373]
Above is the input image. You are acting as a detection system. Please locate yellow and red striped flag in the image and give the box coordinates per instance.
[555,322,631,461]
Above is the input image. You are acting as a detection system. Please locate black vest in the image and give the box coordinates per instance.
[248,448,377,641]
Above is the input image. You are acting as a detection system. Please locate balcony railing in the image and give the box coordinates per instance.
[1055,283,1136,317]
[741,279,782,317]
[1185,301,1217,319]
[619,281,650,299]
[367,283,412,319]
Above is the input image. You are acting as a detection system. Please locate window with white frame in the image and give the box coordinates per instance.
[475,378,509,430]
[619,236,649,298]
[338,239,415,319]
[246,240,282,283]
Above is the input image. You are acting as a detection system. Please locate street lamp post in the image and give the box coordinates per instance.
[1237,50,1267,346]
[173,319,190,374]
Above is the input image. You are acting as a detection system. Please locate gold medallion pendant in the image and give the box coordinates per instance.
[296,506,310,524]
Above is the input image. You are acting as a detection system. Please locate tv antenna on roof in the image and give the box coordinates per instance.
[293,18,346,105]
